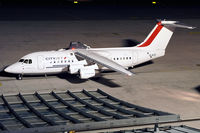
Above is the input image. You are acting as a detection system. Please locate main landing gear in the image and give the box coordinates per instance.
[16,74,23,80]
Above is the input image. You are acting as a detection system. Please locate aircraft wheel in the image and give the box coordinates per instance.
[16,74,23,80]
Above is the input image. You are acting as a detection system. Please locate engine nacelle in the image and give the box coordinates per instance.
[68,60,87,74]
[79,64,98,79]
[69,64,82,74]
[79,68,95,79]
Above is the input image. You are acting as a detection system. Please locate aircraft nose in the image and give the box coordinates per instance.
[4,64,22,74]
[4,66,13,73]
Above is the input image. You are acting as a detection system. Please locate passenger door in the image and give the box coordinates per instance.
[37,56,45,69]
[132,51,137,65]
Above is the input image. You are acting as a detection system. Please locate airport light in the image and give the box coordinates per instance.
[152,1,157,4]
[74,0,78,4]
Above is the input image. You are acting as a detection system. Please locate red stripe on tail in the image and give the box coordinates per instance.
[138,22,163,47]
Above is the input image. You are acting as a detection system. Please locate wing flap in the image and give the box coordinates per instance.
[74,49,133,76]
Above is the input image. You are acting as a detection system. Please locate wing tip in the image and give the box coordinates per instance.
[128,73,132,76]
[127,72,135,76]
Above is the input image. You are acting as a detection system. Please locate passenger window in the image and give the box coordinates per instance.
[129,57,131,59]
[126,57,128,60]
[70,53,73,56]
[29,59,32,64]
[24,59,28,64]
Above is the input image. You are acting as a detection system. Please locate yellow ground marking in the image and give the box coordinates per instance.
[189,31,200,34]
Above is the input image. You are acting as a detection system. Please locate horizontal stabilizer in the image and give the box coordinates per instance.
[159,20,196,29]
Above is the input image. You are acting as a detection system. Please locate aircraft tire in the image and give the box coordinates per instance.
[16,74,23,80]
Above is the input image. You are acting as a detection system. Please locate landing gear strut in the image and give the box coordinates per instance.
[16,74,23,80]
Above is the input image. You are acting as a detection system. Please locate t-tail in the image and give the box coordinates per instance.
[133,20,195,65]
[137,20,195,51]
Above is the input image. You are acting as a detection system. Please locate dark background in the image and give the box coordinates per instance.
[0,0,199,20]
[0,0,199,6]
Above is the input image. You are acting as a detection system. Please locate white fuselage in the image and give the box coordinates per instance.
[4,47,163,75]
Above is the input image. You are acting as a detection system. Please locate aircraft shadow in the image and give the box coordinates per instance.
[90,76,121,88]
[57,72,121,87]
[193,85,200,94]
[133,61,154,69]
[0,71,16,78]
[122,39,140,47]
[57,73,87,83]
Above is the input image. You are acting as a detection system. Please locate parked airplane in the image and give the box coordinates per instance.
[4,20,195,80]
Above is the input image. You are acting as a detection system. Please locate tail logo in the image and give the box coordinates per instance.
[138,22,163,47]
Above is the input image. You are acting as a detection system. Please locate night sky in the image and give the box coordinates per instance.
[0,0,199,21]
[0,0,199,6]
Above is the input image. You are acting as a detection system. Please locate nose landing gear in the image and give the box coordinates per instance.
[16,74,23,80]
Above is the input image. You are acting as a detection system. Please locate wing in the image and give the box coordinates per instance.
[74,49,133,76]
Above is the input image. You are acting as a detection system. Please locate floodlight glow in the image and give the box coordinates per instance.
[74,1,78,4]
[152,1,156,4]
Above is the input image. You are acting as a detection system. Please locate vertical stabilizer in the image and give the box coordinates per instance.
[137,20,195,50]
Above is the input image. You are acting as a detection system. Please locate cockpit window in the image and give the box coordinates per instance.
[19,59,24,62]
[19,59,32,64]
[29,59,32,64]
[24,59,29,64]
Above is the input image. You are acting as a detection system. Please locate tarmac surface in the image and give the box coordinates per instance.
[0,8,200,130]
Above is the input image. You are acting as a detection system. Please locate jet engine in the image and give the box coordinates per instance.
[79,64,98,79]
[68,60,87,74]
